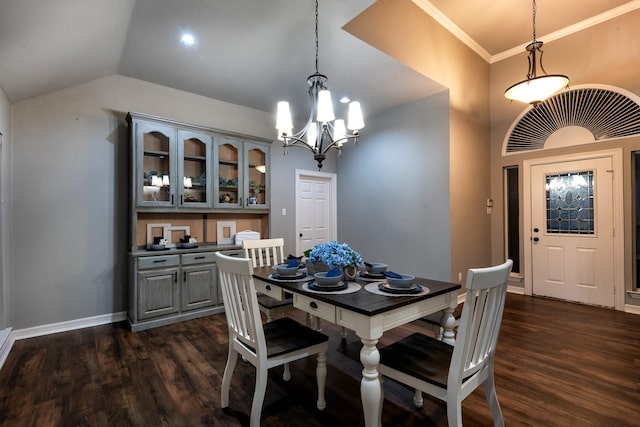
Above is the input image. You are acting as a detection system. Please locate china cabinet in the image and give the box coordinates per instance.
[126,112,271,331]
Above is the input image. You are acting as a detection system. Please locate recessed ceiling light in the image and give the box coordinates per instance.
[180,33,197,47]
[339,96,350,103]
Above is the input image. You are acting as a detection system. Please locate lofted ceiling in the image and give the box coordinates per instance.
[0,0,637,121]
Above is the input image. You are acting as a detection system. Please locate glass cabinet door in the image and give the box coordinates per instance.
[178,130,212,208]
[244,142,270,208]
[136,122,176,208]
[214,137,244,208]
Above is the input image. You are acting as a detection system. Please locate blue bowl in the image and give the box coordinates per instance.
[386,274,415,289]
[314,271,343,286]
[366,263,387,274]
[275,264,299,276]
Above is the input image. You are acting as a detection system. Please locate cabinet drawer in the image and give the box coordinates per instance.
[181,252,216,265]
[294,294,336,323]
[254,279,283,300]
[138,255,179,270]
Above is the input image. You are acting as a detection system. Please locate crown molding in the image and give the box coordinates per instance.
[493,0,640,63]
[411,0,492,63]
[412,0,640,64]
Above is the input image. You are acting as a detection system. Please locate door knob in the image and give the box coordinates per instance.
[533,228,539,233]
[533,237,539,242]
[299,233,303,237]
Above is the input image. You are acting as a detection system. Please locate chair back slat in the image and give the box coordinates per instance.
[216,252,266,358]
[242,238,285,267]
[450,260,512,386]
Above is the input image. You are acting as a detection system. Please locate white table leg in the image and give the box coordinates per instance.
[360,337,382,427]
[441,307,456,345]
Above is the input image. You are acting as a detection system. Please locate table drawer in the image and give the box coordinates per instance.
[138,255,179,270]
[255,279,283,300]
[181,252,216,265]
[294,294,336,323]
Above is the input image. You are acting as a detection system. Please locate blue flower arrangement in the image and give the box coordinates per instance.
[307,241,363,270]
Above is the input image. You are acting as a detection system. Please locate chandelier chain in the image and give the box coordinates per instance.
[314,0,319,74]
[532,0,537,41]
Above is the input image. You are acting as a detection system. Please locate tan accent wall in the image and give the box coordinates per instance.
[489,10,640,300]
[344,0,492,283]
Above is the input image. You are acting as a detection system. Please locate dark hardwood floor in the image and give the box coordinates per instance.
[1,294,639,426]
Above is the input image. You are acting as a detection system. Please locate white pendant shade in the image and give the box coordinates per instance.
[306,123,318,148]
[316,90,335,122]
[276,101,293,139]
[333,119,346,141]
[504,74,569,104]
[347,101,364,130]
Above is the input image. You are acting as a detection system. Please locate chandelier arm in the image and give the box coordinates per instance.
[281,135,320,153]
[318,133,360,155]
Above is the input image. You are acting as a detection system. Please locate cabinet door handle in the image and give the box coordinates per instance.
[174,272,178,283]
[153,259,167,263]
[309,301,318,309]
[171,194,174,204]
[183,271,186,281]
[180,194,183,205]
[266,285,271,291]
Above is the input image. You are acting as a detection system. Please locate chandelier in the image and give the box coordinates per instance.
[504,0,569,105]
[276,0,364,170]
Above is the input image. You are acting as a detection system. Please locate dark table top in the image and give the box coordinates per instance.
[252,266,461,317]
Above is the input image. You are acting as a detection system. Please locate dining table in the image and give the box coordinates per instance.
[252,265,461,427]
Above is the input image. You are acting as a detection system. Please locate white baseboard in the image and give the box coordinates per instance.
[0,311,127,371]
[507,285,526,295]
[624,304,640,315]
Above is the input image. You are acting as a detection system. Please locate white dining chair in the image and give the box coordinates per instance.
[242,238,294,321]
[216,252,329,427]
[379,259,513,427]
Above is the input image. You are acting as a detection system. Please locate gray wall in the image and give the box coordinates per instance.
[337,90,451,281]
[8,74,330,329]
[8,74,450,330]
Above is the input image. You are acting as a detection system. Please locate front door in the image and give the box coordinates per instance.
[295,169,337,257]
[530,156,615,307]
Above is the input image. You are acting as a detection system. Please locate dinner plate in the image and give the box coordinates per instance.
[378,283,423,294]
[272,272,307,280]
[308,281,348,292]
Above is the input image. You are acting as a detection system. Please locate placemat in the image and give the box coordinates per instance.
[364,281,430,297]
[302,281,361,294]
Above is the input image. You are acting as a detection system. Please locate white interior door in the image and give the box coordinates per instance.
[530,156,615,307]
[295,169,337,257]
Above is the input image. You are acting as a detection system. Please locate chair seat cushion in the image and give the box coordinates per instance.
[379,332,453,388]
[264,317,328,358]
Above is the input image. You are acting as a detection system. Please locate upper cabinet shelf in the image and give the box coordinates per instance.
[127,112,270,212]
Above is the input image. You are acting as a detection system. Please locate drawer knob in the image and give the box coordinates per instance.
[266,285,271,291]
[309,301,318,309]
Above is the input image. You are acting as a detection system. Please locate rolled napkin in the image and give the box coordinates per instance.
[287,259,300,268]
[326,269,342,277]
[384,271,403,279]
